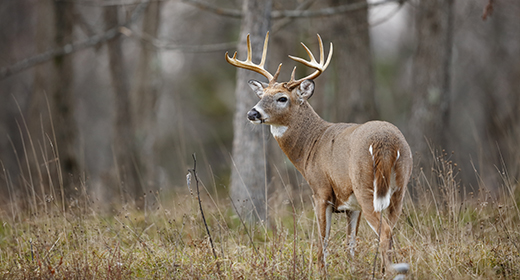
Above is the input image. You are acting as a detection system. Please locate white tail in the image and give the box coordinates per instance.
[226,33,413,272]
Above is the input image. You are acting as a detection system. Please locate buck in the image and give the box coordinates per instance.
[226,32,413,272]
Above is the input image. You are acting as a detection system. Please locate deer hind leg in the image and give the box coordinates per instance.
[346,210,361,257]
[383,175,407,267]
[314,197,333,268]
[387,172,406,229]
[364,210,393,272]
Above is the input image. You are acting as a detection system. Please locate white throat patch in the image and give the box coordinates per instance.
[270,125,288,138]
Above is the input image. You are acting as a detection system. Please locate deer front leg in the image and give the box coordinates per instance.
[346,210,361,257]
[314,196,333,268]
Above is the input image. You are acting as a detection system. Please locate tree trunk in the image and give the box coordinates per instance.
[230,0,272,222]
[131,2,162,207]
[328,0,377,123]
[104,4,142,208]
[53,0,80,199]
[408,0,454,158]
[29,0,79,210]
[481,0,520,183]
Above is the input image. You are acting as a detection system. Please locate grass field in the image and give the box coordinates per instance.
[0,151,519,279]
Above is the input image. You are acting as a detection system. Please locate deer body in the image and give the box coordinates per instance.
[226,33,413,271]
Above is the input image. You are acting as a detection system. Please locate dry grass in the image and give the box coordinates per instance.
[0,149,519,279]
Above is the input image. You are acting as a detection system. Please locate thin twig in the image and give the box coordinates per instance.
[271,0,316,33]
[0,0,149,81]
[181,0,241,18]
[58,0,165,6]
[188,154,218,261]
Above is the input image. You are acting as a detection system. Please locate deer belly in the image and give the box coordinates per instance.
[336,194,362,211]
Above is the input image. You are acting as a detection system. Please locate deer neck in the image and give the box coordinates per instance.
[271,102,330,171]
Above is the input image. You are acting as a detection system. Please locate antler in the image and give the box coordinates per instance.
[286,34,333,89]
[225,32,282,85]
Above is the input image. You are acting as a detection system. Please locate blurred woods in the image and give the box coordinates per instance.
[0,0,519,218]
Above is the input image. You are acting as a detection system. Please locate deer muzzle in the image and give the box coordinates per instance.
[247,108,263,123]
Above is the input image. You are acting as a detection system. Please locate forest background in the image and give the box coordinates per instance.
[1,0,520,278]
[0,0,518,220]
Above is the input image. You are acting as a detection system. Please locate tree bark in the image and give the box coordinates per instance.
[53,1,80,197]
[408,0,454,158]
[29,0,79,208]
[481,0,520,182]
[131,1,162,205]
[230,0,272,222]
[104,4,142,208]
[328,0,377,123]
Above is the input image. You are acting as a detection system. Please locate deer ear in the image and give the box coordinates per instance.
[296,79,315,104]
[248,80,268,98]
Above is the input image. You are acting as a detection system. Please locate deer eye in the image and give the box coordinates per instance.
[277,97,288,103]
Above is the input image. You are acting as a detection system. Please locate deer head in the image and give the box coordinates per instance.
[225,32,333,128]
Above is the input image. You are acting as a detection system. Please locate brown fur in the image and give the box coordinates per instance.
[247,81,413,272]
[372,138,400,199]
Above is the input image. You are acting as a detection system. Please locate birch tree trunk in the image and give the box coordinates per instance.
[230,0,272,222]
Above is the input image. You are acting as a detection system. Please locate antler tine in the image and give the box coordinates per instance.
[246,34,253,64]
[271,63,283,86]
[289,42,316,67]
[225,32,276,82]
[286,34,333,88]
[259,32,269,68]
[318,34,324,66]
[323,41,333,70]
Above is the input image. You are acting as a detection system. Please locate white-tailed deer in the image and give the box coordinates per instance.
[226,32,413,272]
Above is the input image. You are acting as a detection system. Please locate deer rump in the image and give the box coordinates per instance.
[321,122,408,215]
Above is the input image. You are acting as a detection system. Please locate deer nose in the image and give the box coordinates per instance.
[247,108,262,121]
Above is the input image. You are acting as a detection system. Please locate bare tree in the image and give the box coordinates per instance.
[478,0,520,182]
[131,1,163,204]
[408,0,454,158]
[52,1,80,197]
[28,0,79,206]
[327,0,377,123]
[104,3,143,208]
[230,0,272,222]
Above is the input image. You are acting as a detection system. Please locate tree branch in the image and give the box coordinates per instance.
[0,0,149,81]
[182,0,405,19]
[272,0,403,19]
[271,0,316,32]
[57,0,165,7]
[129,26,238,52]
[123,0,407,53]
[181,0,241,18]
